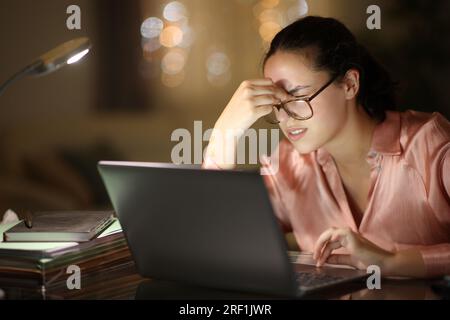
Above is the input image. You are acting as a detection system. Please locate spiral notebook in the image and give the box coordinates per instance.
[3,211,115,242]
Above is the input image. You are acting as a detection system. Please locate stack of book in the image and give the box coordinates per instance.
[0,213,144,299]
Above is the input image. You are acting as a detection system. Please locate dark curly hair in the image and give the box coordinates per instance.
[263,16,397,122]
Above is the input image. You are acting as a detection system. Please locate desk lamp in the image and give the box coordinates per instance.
[0,37,91,96]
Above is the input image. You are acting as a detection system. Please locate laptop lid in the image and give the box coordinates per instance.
[98,161,297,296]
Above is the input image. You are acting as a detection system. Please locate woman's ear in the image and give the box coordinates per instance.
[343,69,360,100]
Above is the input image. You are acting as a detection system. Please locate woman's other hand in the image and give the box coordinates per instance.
[312,227,426,278]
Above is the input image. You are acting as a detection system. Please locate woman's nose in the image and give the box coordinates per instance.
[276,108,290,122]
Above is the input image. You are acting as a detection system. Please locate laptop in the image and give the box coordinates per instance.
[98,161,368,298]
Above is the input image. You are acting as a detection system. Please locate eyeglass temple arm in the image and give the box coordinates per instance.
[308,75,338,101]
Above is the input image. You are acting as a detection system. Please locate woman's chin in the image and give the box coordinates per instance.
[290,139,319,155]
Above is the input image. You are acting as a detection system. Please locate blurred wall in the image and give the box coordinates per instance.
[2,1,448,160]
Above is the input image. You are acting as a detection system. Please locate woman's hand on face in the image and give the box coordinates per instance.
[313,227,395,273]
[214,78,291,134]
[205,78,290,169]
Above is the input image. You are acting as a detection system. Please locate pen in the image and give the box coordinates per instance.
[24,211,33,229]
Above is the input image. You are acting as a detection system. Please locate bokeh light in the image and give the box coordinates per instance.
[163,1,188,22]
[287,0,309,24]
[159,25,184,47]
[259,21,281,42]
[178,25,195,48]
[161,49,187,75]
[139,2,195,86]
[259,9,283,25]
[206,50,231,87]
[252,2,265,18]
[206,52,231,76]
[140,17,164,39]
[142,37,162,54]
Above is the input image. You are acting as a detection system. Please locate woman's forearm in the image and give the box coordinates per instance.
[384,248,426,278]
[204,121,241,169]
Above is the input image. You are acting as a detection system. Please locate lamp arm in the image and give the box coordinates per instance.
[0,60,43,97]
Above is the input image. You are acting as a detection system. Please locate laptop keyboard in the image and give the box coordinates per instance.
[296,272,345,289]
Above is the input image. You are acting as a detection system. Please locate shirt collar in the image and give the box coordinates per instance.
[316,111,402,166]
[370,110,402,156]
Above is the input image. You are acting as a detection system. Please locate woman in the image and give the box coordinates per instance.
[203,16,450,278]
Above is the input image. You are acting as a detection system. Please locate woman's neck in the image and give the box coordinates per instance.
[323,106,378,170]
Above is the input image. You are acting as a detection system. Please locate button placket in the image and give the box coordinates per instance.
[321,157,358,232]
[367,151,382,173]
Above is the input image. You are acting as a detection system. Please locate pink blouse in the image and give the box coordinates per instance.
[204,110,450,278]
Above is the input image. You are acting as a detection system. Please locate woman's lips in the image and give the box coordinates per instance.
[286,127,308,141]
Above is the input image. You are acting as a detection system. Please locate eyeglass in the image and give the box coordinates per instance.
[266,75,338,124]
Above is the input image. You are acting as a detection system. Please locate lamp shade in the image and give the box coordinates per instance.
[0,37,91,96]
[34,37,91,76]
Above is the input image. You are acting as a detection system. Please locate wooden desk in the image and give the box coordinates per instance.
[0,245,443,300]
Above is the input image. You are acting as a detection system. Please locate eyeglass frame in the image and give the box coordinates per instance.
[266,74,339,124]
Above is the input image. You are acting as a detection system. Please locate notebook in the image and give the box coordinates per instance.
[2,211,115,242]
